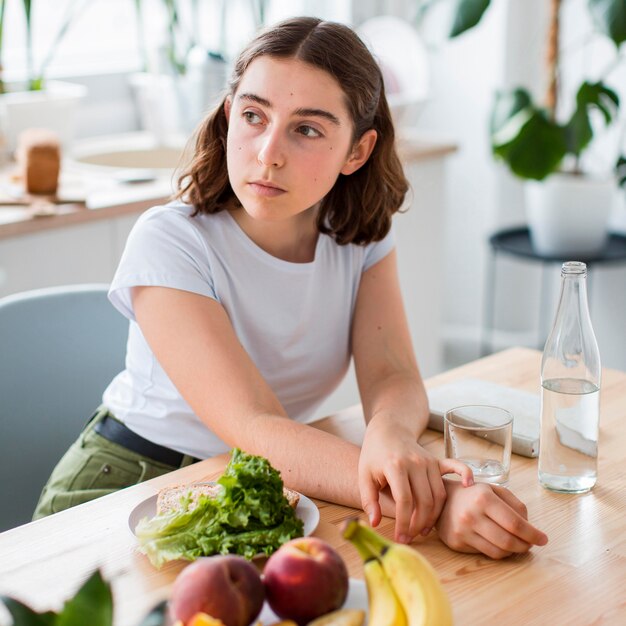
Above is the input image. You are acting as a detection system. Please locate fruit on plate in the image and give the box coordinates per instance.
[361,557,406,626]
[187,614,227,626]
[308,609,366,626]
[263,537,349,625]
[169,555,264,626]
[342,519,452,626]
[171,615,227,626]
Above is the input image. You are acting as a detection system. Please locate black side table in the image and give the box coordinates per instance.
[481,226,626,356]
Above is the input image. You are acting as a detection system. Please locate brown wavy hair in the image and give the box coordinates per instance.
[176,16,408,245]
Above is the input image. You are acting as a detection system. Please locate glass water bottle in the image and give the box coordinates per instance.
[538,262,601,493]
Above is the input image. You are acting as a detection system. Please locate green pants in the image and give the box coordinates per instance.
[33,406,198,520]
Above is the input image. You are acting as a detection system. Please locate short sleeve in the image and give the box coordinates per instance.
[362,224,395,272]
[108,205,217,321]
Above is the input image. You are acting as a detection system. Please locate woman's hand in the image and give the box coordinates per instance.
[359,419,474,544]
[436,480,549,559]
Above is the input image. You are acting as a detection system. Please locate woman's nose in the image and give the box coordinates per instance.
[257,129,285,168]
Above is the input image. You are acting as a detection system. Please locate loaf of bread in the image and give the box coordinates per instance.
[157,482,301,515]
[16,128,61,195]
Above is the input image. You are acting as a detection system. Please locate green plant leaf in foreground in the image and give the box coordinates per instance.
[449,0,492,38]
[0,597,56,626]
[1,569,114,626]
[56,570,113,626]
[588,0,626,47]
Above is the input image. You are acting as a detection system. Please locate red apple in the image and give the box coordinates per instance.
[263,537,349,625]
[170,555,264,626]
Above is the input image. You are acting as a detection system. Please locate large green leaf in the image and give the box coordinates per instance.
[490,88,533,140]
[55,571,113,626]
[588,0,626,46]
[0,571,113,626]
[0,597,56,626]
[565,81,620,156]
[491,89,567,179]
[450,0,492,37]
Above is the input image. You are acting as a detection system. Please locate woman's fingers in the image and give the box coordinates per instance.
[438,458,475,486]
[408,506,420,539]
[358,472,382,528]
[386,470,415,543]
[407,465,433,538]
[472,514,532,555]
[485,493,548,546]
[492,484,528,519]
[423,463,447,533]
[465,530,514,560]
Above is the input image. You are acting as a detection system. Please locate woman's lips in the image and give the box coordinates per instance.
[248,181,287,197]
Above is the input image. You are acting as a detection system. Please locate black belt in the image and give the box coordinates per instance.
[95,413,198,467]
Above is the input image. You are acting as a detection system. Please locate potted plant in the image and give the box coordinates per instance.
[430,0,626,256]
[0,0,88,153]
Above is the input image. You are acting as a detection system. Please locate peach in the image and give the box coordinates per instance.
[188,614,226,626]
[170,556,264,626]
[263,537,349,625]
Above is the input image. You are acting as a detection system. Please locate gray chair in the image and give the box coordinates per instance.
[0,284,129,531]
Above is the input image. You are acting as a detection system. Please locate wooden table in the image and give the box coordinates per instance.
[0,348,624,625]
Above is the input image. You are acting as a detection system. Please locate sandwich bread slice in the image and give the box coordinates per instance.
[157,482,301,515]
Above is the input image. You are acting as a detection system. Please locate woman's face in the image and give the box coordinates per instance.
[225,55,374,223]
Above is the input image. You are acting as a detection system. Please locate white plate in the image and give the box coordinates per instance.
[128,489,320,537]
[258,578,368,622]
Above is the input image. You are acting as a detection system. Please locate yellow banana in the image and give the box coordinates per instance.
[363,556,407,626]
[342,519,453,626]
[377,540,452,626]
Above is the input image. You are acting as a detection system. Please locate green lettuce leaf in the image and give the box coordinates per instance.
[136,449,304,567]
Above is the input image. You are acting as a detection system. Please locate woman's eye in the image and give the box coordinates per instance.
[243,111,262,124]
[297,125,322,138]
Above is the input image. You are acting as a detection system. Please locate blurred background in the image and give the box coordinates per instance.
[1,0,625,418]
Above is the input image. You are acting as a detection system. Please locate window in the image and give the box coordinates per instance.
[2,0,352,83]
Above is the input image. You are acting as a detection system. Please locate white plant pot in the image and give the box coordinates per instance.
[524,174,616,258]
[0,80,87,153]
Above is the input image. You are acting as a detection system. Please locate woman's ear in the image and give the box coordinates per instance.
[341,129,378,176]
[224,96,232,123]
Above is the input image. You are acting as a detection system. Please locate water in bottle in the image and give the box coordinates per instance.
[538,262,601,493]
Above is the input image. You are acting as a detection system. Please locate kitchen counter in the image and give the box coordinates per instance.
[0,131,457,241]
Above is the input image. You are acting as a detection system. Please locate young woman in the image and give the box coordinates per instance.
[35,17,547,559]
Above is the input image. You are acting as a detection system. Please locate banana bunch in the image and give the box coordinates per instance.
[342,519,453,626]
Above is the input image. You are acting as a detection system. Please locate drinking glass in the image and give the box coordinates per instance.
[444,405,513,485]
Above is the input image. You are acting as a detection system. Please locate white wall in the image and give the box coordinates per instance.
[411,0,626,372]
[8,0,626,373]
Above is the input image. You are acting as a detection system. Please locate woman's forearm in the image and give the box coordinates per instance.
[197,406,417,524]
[216,411,365,507]
[360,370,429,437]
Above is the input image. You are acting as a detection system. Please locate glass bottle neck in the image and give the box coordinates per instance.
[542,264,601,385]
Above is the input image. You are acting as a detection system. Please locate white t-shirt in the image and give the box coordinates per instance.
[103,202,394,458]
